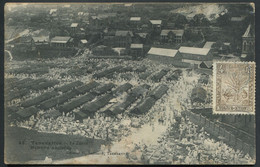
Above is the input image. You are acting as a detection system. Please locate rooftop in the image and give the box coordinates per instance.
[203,41,215,49]
[51,36,71,43]
[115,31,133,37]
[80,39,88,44]
[231,16,245,22]
[148,47,179,58]
[241,54,247,58]
[49,9,57,15]
[131,44,143,49]
[160,29,184,36]
[150,20,162,25]
[201,61,213,68]
[124,3,133,7]
[78,12,84,16]
[32,36,49,43]
[130,17,141,21]
[224,42,231,46]
[91,13,117,20]
[137,33,148,38]
[242,24,254,38]
[179,47,210,56]
[71,23,79,27]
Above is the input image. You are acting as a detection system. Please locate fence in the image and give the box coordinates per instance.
[184,110,256,158]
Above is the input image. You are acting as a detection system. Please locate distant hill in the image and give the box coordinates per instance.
[170,4,227,20]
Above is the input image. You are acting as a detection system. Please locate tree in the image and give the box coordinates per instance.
[183,29,203,42]
[201,17,210,26]
[168,13,188,28]
[212,40,223,49]
[192,14,207,26]
[216,13,231,27]
[223,70,249,103]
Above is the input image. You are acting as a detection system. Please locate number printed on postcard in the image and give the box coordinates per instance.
[213,62,255,115]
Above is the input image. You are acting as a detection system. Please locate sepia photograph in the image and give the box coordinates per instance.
[4,2,256,165]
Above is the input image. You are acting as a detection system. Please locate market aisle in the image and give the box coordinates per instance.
[52,109,171,164]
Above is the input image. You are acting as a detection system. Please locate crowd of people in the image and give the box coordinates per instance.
[139,115,254,164]
[15,112,133,141]
[6,55,254,164]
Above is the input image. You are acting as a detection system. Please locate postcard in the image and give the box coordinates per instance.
[4,2,255,164]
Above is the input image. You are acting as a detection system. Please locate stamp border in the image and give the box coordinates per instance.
[213,61,256,115]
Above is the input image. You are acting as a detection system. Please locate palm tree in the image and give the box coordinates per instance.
[224,70,249,103]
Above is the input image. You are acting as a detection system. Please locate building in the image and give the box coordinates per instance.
[89,13,117,27]
[230,16,245,22]
[241,24,255,58]
[179,46,213,68]
[31,36,49,50]
[137,33,148,39]
[79,39,88,48]
[203,41,215,49]
[147,47,182,64]
[8,35,33,52]
[130,17,141,22]
[219,42,231,54]
[130,17,141,29]
[78,28,86,36]
[70,23,79,34]
[199,61,213,69]
[160,29,184,43]
[130,44,144,59]
[203,41,231,54]
[63,4,71,8]
[49,9,57,17]
[78,12,84,16]
[114,30,133,47]
[103,30,133,48]
[124,3,133,7]
[50,36,73,48]
[133,32,149,44]
[103,30,116,46]
[150,20,162,31]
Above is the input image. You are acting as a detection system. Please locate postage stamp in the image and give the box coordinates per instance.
[213,62,255,115]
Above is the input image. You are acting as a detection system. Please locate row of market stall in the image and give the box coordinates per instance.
[5,77,59,102]
[92,64,183,83]
[6,76,172,123]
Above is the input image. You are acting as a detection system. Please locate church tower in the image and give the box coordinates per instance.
[241,24,255,58]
